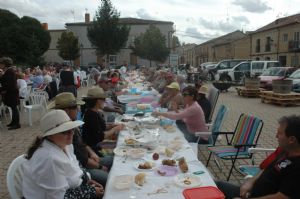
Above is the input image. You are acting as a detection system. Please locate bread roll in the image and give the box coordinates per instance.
[178,157,188,173]
[135,173,146,186]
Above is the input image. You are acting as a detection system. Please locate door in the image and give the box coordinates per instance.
[234,62,250,81]
[130,53,137,65]
[279,56,286,66]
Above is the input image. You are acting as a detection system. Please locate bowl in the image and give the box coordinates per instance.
[128,148,147,159]
[113,175,134,190]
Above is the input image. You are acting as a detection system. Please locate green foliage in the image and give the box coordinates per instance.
[131,25,170,66]
[87,0,130,57]
[0,9,50,66]
[57,32,80,62]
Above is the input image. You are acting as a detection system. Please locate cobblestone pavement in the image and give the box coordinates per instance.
[1,86,300,198]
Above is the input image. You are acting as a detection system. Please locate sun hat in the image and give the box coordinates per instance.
[41,110,84,137]
[198,85,209,95]
[82,87,107,99]
[47,92,85,109]
[166,82,180,90]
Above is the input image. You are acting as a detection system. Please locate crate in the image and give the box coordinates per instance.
[236,87,262,98]
[260,91,300,106]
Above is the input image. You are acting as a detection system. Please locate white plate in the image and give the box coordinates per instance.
[133,161,156,171]
[174,174,202,188]
[113,175,134,190]
[113,146,131,156]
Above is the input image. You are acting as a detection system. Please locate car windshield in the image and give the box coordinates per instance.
[261,67,286,76]
[289,70,300,79]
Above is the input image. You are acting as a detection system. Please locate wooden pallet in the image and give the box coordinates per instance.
[260,91,300,106]
[236,87,262,98]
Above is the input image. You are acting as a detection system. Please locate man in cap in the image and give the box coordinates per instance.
[159,82,183,111]
[0,57,20,130]
[197,85,211,123]
[48,92,112,186]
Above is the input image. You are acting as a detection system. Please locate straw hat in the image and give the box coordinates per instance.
[82,87,107,99]
[47,92,85,109]
[41,110,84,137]
[166,82,180,91]
[198,85,209,95]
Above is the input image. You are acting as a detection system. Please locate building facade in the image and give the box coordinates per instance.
[44,14,174,67]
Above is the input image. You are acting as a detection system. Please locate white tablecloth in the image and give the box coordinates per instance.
[103,119,216,199]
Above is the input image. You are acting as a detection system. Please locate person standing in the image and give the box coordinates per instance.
[0,57,20,130]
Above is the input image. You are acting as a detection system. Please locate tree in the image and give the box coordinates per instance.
[87,0,130,67]
[131,25,170,67]
[57,32,80,63]
[0,9,50,66]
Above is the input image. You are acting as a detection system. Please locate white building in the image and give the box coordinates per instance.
[44,14,174,67]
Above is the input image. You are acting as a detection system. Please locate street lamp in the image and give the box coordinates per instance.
[80,43,84,65]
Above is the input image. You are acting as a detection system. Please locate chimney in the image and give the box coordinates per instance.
[85,13,90,23]
[42,23,48,30]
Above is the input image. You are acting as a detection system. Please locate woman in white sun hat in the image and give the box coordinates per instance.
[22,110,103,199]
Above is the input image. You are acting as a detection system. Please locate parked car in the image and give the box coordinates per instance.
[259,67,296,90]
[207,59,249,80]
[214,61,281,82]
[286,68,300,92]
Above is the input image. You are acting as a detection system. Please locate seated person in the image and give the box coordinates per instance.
[196,85,211,123]
[216,115,300,199]
[153,86,207,143]
[159,82,183,110]
[81,87,124,153]
[22,110,103,199]
[48,92,113,187]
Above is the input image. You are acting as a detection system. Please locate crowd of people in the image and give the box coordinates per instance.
[1,56,300,198]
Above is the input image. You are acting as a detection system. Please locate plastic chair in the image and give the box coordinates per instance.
[207,87,220,123]
[7,154,27,199]
[24,91,48,126]
[190,105,229,155]
[206,114,264,181]
[80,71,88,87]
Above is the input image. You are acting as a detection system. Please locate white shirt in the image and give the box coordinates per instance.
[17,79,27,98]
[120,66,127,75]
[22,140,83,199]
[43,75,53,84]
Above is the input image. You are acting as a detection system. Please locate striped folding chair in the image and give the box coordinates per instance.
[206,113,264,181]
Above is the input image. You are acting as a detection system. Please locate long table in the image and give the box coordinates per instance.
[103,116,216,199]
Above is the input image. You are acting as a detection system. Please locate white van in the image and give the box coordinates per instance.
[214,61,281,82]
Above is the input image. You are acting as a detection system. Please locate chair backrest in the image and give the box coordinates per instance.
[7,154,27,199]
[231,114,264,148]
[80,70,87,79]
[29,91,48,108]
[209,105,229,144]
[207,87,220,123]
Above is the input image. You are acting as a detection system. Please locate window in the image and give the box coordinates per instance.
[265,37,271,52]
[294,32,300,41]
[109,55,117,68]
[291,56,299,66]
[267,62,280,68]
[283,34,288,42]
[252,62,264,70]
[265,57,270,61]
[256,39,260,52]
[235,63,250,71]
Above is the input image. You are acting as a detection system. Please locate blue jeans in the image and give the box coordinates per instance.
[87,156,113,187]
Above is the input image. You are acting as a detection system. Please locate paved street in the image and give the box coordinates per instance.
[1,86,300,198]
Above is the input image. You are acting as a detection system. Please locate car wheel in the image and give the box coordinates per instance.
[207,72,215,81]
[220,75,232,82]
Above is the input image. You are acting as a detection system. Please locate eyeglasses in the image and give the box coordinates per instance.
[182,93,190,97]
[60,130,74,135]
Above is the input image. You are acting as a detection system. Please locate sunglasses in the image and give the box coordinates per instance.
[182,93,191,96]
[60,129,74,135]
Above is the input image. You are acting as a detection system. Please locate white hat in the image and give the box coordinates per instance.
[40,110,84,137]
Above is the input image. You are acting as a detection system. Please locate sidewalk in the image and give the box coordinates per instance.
[1,86,299,198]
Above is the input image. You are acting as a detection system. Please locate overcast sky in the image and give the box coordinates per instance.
[1,0,300,44]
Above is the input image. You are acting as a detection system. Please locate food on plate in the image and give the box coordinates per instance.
[138,162,153,169]
[132,125,142,132]
[135,173,146,186]
[163,125,176,132]
[137,104,148,110]
[165,148,175,157]
[121,118,135,122]
[157,170,166,176]
[129,148,146,159]
[152,153,159,160]
[183,177,192,185]
[162,159,176,166]
[125,138,137,145]
[178,157,188,173]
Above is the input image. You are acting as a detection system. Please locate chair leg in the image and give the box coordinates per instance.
[213,156,222,171]
[227,157,238,181]
[28,109,32,126]
[206,152,213,167]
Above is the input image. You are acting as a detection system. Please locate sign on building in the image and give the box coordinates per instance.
[169,54,179,66]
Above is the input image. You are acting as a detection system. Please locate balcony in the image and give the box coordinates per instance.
[288,40,300,52]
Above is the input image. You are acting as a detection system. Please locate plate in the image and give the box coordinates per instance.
[113,175,134,190]
[174,174,202,188]
[133,161,156,171]
[113,146,131,156]
[155,165,178,177]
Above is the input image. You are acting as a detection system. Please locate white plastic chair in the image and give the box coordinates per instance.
[24,91,48,126]
[7,154,27,199]
[19,86,32,113]
[80,71,88,87]
[0,102,12,122]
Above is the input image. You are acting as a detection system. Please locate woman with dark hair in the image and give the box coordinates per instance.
[59,65,78,97]
[153,86,207,142]
[81,87,124,153]
[0,57,20,130]
[22,110,103,199]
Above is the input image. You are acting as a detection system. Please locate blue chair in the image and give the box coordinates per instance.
[206,114,264,181]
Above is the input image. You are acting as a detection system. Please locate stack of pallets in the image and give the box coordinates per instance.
[260,91,300,106]
[236,87,262,98]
